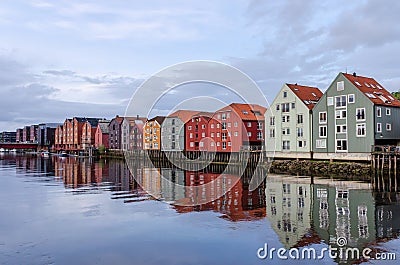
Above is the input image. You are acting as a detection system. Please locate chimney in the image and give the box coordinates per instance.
[353,72,357,77]
[137,114,139,119]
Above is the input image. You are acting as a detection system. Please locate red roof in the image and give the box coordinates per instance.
[343,73,400,107]
[286,83,323,109]
[168,110,200,123]
[218,103,267,121]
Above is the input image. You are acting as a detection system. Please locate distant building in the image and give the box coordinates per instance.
[37,123,60,147]
[108,116,124,150]
[121,116,146,151]
[30,125,39,143]
[143,116,166,150]
[312,73,400,160]
[265,83,323,159]
[161,110,199,151]
[95,120,110,149]
[16,128,23,143]
[54,125,64,150]
[22,126,31,142]
[0,131,17,143]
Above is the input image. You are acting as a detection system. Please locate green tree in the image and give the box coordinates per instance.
[392,91,400,100]
[98,145,106,155]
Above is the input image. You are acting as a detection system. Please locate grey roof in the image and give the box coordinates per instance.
[98,120,110,134]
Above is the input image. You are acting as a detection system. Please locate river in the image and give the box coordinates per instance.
[0,154,399,264]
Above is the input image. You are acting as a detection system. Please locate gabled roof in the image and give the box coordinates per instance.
[111,116,124,124]
[167,110,200,123]
[148,116,166,125]
[218,103,266,121]
[286,83,323,109]
[343,73,400,107]
[98,120,110,134]
[124,116,147,124]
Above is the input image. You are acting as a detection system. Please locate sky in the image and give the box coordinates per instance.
[1,0,400,131]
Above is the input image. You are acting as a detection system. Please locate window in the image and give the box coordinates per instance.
[282,103,290,112]
[297,114,303,124]
[234,131,238,137]
[234,122,238,127]
[282,115,290,122]
[377,107,382,117]
[228,122,231,127]
[282,128,290,135]
[222,132,227,140]
[283,91,287,98]
[386,108,391,116]
[282,141,290,150]
[319,112,327,124]
[201,132,205,137]
[211,132,214,137]
[298,141,306,148]
[335,110,346,119]
[327,97,334,106]
[291,102,295,109]
[247,122,252,127]
[269,116,275,126]
[276,104,280,111]
[190,142,194,147]
[222,122,226,129]
[357,124,366,137]
[222,142,226,149]
[199,142,204,147]
[336,140,348,151]
[222,113,226,120]
[257,131,263,140]
[217,142,220,146]
[335,95,347,107]
[188,126,192,130]
[210,142,215,147]
[217,132,220,137]
[217,124,220,128]
[202,124,206,129]
[297,127,303,137]
[387,123,392,131]
[348,94,355,103]
[247,132,252,137]
[336,125,347,133]
[319,126,327,137]
[269,129,275,138]
[356,108,366,121]
[377,123,382,132]
[228,142,231,146]
[337,81,344,91]
[316,139,326,148]
[227,113,230,118]
[190,133,193,138]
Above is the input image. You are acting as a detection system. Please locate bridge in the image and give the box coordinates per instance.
[0,142,38,150]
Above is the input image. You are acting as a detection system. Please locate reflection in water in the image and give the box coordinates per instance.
[2,155,400,264]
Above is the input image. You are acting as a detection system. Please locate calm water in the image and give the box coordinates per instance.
[0,154,399,265]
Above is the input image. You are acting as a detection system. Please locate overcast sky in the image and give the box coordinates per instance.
[1,0,400,131]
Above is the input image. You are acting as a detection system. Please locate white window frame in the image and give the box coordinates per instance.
[336,139,348,152]
[386,123,392,131]
[377,123,382,133]
[335,95,347,108]
[336,124,347,134]
[319,126,327,138]
[335,110,346,119]
[377,107,382,117]
[386,108,391,116]
[337,81,344,91]
[319,112,327,124]
[356,108,366,121]
[348,94,355,103]
[316,139,326,149]
[327,97,334,106]
[356,123,366,137]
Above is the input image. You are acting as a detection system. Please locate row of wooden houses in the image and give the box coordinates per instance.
[49,103,267,153]
[10,72,400,159]
[266,72,400,160]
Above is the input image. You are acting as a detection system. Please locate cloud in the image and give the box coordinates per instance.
[231,0,400,100]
